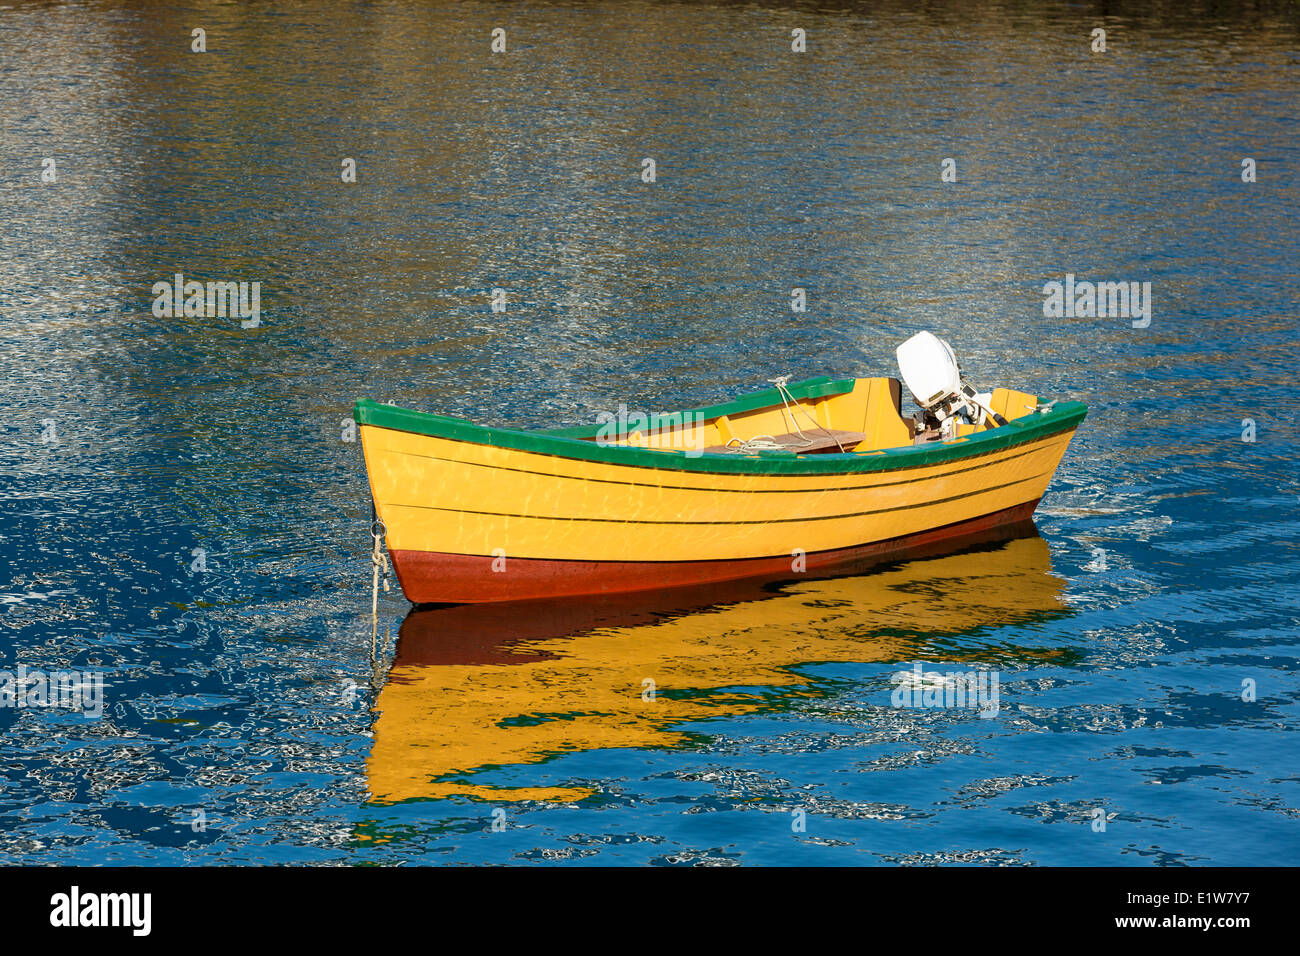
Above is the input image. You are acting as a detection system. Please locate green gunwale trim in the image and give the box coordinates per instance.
[352,383,1087,477]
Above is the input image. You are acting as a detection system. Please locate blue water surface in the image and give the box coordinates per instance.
[1,0,1297,865]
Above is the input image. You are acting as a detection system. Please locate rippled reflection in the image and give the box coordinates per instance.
[367,526,1072,804]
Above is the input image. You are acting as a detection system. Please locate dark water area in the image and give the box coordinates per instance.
[1,0,1297,864]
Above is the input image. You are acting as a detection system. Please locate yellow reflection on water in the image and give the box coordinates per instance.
[366,528,1069,805]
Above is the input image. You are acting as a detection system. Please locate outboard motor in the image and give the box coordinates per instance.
[896,331,1008,440]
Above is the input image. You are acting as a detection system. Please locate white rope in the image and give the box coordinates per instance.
[770,376,846,452]
[369,517,390,648]
[725,434,786,453]
[717,376,848,454]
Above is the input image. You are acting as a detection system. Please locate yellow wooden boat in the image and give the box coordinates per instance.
[364,529,1071,805]
[354,333,1086,604]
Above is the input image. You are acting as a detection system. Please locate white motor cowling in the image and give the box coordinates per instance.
[896,331,962,411]
[896,331,1007,439]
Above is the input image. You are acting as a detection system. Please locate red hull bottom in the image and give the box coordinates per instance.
[389,499,1042,605]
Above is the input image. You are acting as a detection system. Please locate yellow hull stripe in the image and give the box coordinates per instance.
[361,424,1077,562]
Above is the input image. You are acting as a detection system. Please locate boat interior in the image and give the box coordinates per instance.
[577,378,1042,457]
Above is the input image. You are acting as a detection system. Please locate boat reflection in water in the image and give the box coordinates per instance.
[366,522,1072,805]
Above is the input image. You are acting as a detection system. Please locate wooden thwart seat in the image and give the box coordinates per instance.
[704,428,866,455]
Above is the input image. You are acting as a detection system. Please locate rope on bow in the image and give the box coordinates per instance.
[369,512,391,660]
[370,516,390,613]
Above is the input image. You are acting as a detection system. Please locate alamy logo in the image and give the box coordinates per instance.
[595,405,707,457]
[0,665,103,717]
[890,662,1000,717]
[50,886,151,936]
[1042,273,1151,327]
[151,273,261,327]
